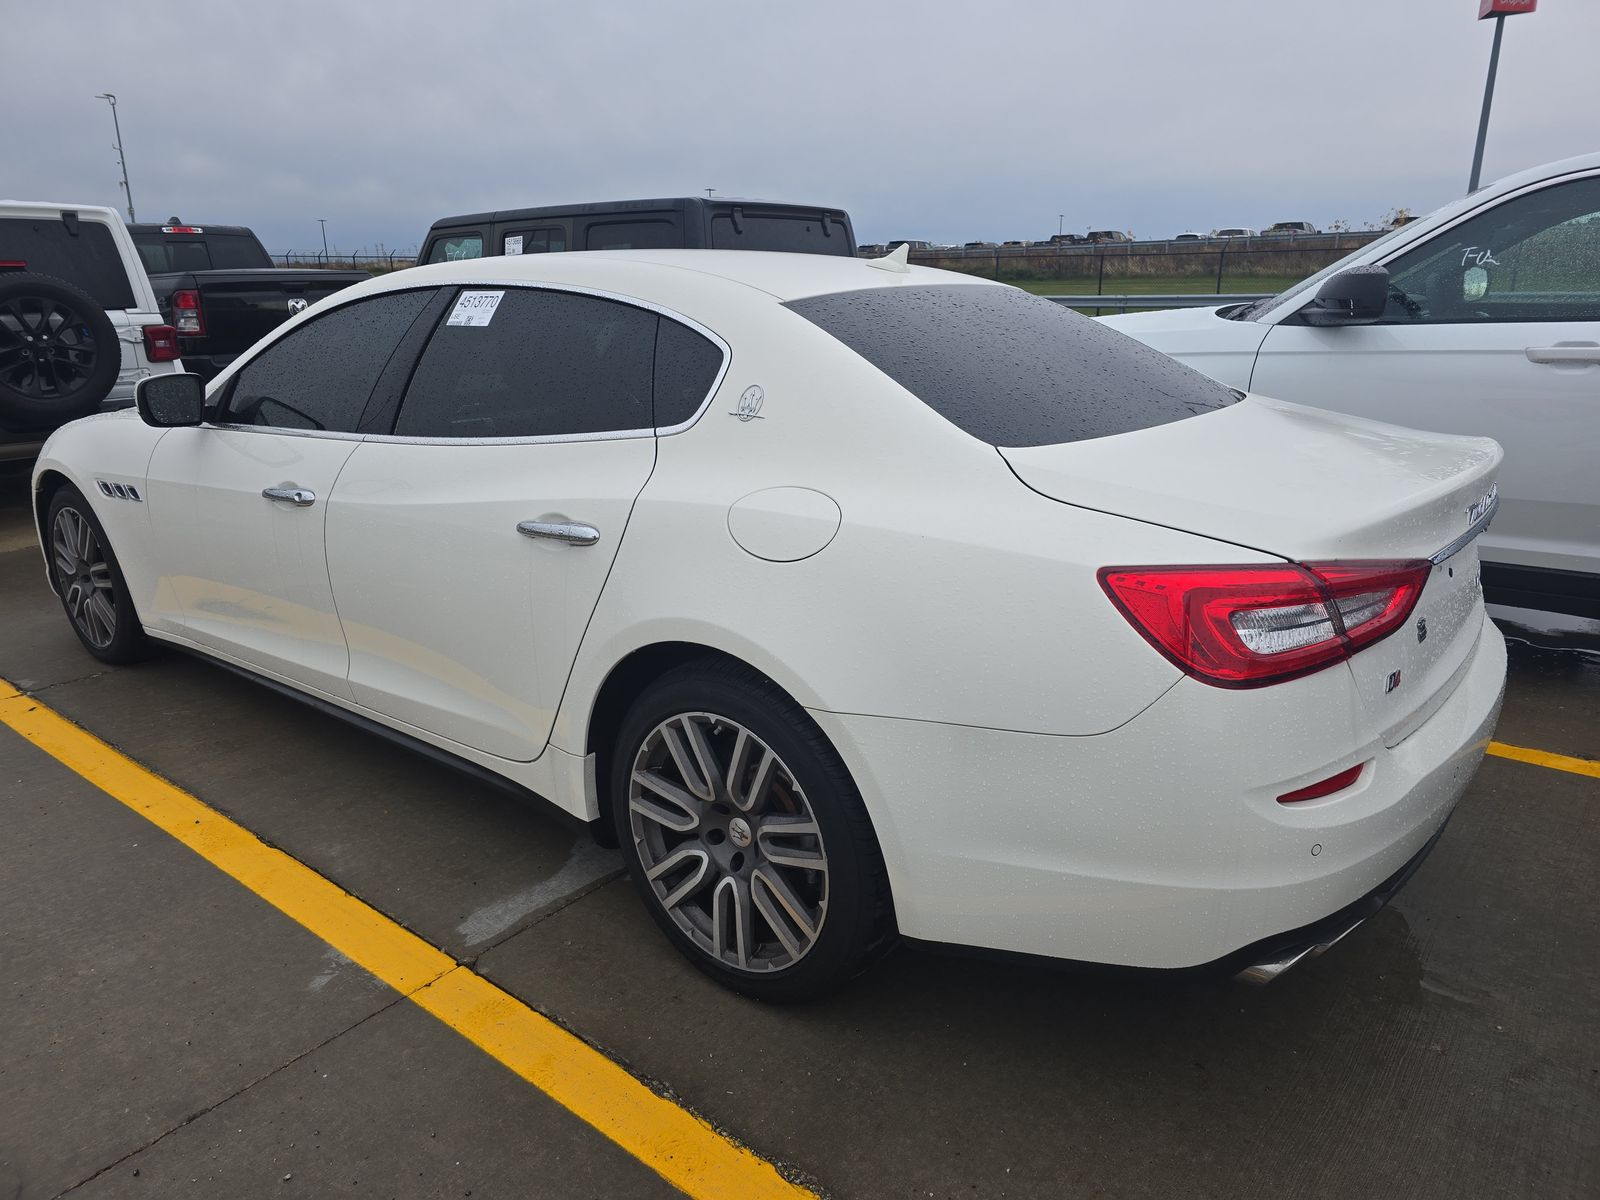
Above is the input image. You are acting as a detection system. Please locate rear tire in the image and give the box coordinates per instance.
[44,484,151,664]
[0,273,120,429]
[611,659,894,1001]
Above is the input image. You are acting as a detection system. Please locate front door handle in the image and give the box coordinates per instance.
[1526,343,1600,365]
[262,485,316,507]
[517,520,600,546]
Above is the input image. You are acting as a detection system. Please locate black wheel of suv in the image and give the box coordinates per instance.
[0,274,121,429]
[45,484,151,664]
[611,659,895,1001]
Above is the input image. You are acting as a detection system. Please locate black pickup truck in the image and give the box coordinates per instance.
[130,223,369,381]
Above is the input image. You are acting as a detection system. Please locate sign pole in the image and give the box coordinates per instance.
[1468,14,1505,193]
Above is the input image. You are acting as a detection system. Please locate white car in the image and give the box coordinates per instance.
[1103,152,1600,620]
[1,201,183,460]
[1212,227,1258,239]
[31,250,1506,998]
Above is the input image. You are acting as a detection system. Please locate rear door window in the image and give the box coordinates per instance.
[584,220,679,251]
[223,289,436,432]
[653,318,725,428]
[502,227,567,255]
[425,233,485,264]
[395,288,657,438]
[0,216,136,309]
[786,284,1239,447]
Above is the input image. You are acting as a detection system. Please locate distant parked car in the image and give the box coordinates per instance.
[1,201,183,461]
[1046,233,1083,245]
[963,241,997,249]
[1086,230,1131,244]
[1102,151,1600,618]
[1174,232,1206,242]
[857,244,886,256]
[421,197,856,265]
[1212,227,1257,239]
[1001,240,1030,248]
[886,239,934,251]
[1264,221,1318,237]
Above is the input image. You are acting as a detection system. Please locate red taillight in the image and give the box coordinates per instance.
[171,288,204,335]
[1098,559,1429,688]
[0,259,26,270]
[1278,762,1366,804]
[142,324,181,362]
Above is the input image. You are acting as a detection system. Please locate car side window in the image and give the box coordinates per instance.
[502,227,567,255]
[425,233,485,264]
[1382,175,1600,324]
[584,220,679,250]
[394,288,657,438]
[653,318,724,427]
[223,290,435,432]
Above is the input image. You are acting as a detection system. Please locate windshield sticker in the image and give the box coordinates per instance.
[504,234,524,256]
[1460,246,1500,267]
[447,290,504,327]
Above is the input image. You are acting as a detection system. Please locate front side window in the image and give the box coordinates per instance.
[787,284,1238,448]
[395,289,657,438]
[1382,175,1600,324]
[224,289,434,431]
[425,233,485,264]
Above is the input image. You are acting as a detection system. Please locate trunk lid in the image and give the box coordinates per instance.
[1001,394,1502,730]
[1000,395,1500,563]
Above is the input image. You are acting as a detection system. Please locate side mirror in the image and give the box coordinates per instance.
[1299,266,1390,327]
[136,372,206,427]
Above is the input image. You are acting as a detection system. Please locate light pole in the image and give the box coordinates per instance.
[1469,1,1538,193]
[1059,213,1064,236]
[318,219,329,261]
[94,93,135,222]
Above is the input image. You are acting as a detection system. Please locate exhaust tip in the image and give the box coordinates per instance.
[1233,916,1366,985]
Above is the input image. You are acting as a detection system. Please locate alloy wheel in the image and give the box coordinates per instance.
[0,297,100,399]
[51,506,117,648]
[628,712,829,973]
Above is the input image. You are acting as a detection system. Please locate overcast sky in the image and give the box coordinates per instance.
[5,1,1597,253]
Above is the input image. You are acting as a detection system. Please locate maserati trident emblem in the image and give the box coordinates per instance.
[287,297,309,314]
[730,385,765,421]
[1416,617,1428,643]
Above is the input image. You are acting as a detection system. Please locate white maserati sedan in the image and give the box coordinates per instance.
[31,248,1507,999]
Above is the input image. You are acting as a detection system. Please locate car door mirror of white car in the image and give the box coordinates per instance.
[136,372,207,427]
[1299,266,1391,327]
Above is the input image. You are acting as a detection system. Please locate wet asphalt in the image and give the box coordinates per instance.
[0,465,1595,1199]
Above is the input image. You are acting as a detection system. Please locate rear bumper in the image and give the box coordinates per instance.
[810,613,1507,969]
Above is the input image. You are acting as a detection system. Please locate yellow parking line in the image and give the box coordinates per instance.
[1487,740,1600,779]
[0,682,815,1200]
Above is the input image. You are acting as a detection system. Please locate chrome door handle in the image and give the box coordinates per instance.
[262,485,316,507]
[1526,344,1600,364]
[517,520,600,546]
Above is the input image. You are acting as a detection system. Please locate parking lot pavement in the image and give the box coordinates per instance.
[1,467,1597,1199]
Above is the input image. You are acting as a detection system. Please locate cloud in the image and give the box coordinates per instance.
[4,0,1594,251]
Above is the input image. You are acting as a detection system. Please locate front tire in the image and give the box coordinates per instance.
[45,485,151,664]
[611,660,894,1001]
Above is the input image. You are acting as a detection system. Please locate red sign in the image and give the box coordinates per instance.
[1480,0,1537,17]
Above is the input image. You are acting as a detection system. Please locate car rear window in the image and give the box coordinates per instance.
[709,211,852,256]
[132,232,269,272]
[785,284,1239,448]
[0,216,137,309]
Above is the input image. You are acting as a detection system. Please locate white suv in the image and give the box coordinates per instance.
[0,201,182,461]
[1103,152,1600,619]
